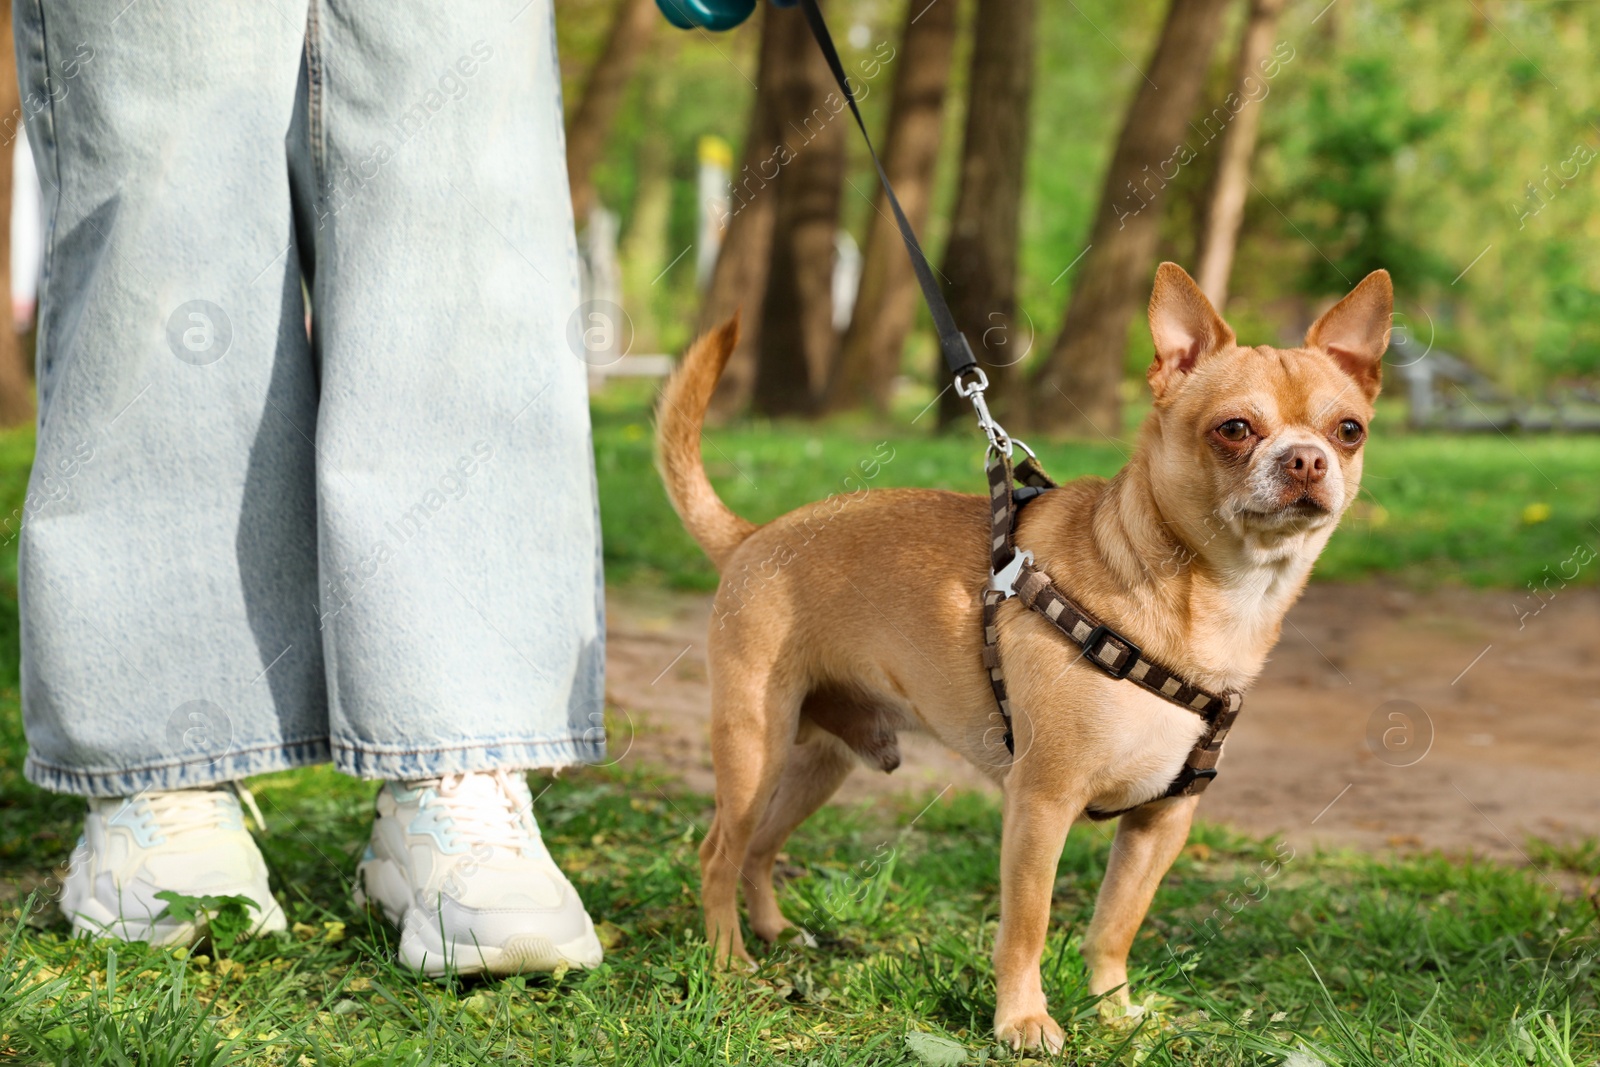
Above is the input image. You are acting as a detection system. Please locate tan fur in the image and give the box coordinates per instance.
[655,264,1391,1052]
[654,313,757,568]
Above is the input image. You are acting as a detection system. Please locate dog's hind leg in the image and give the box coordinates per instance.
[1079,795,1199,1004]
[698,658,807,967]
[741,728,856,944]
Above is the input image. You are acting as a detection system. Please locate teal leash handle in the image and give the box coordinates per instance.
[655,0,794,32]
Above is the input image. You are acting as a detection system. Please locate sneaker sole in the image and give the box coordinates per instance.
[66,895,287,946]
[399,916,604,976]
[356,855,603,977]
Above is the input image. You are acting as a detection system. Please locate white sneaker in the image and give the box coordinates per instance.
[355,769,603,976]
[60,784,287,944]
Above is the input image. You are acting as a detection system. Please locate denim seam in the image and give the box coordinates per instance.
[26,738,334,797]
[26,0,60,419]
[330,734,599,758]
[25,735,334,778]
[304,0,326,188]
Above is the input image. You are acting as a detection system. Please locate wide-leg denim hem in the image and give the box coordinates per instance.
[332,736,606,781]
[24,737,334,798]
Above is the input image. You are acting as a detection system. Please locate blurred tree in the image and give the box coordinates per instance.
[0,0,34,427]
[824,0,958,415]
[934,0,1038,430]
[618,52,679,353]
[751,1,846,418]
[696,9,786,418]
[1028,0,1232,438]
[566,0,658,226]
[563,0,1600,398]
[1538,241,1600,379]
[1290,55,1445,299]
[1194,0,1285,310]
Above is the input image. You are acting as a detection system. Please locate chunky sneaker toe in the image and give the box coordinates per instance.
[355,769,602,976]
[60,784,286,945]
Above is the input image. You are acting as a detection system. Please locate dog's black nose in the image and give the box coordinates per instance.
[1281,445,1328,485]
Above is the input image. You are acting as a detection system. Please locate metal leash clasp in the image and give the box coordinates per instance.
[955,366,1036,464]
[953,367,1010,455]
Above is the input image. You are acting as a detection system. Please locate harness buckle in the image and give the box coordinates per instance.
[988,549,1033,599]
[1083,624,1142,680]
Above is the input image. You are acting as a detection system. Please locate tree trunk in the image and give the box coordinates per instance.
[750,2,846,419]
[824,0,958,414]
[697,9,785,420]
[1027,0,1232,438]
[619,60,676,351]
[0,0,34,427]
[934,0,1037,431]
[565,0,657,227]
[1194,0,1286,309]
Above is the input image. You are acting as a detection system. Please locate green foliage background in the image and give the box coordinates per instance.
[555,0,1600,387]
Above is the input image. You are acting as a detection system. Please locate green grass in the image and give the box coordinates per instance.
[2,406,1599,1063]
[594,382,1600,592]
[3,751,1599,1064]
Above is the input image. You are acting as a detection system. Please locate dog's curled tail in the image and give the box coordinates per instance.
[655,315,755,571]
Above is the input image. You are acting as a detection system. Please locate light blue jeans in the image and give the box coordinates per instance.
[15,0,605,797]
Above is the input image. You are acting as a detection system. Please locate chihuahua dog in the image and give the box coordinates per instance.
[655,263,1390,1052]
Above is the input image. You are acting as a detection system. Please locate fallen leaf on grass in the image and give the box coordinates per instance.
[904,1030,966,1066]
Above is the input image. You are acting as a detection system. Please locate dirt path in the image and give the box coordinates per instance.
[604,582,1600,864]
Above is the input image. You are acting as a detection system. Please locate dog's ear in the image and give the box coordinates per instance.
[1304,270,1392,401]
[1146,262,1236,399]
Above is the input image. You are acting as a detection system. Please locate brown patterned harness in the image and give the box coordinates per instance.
[979,449,1244,820]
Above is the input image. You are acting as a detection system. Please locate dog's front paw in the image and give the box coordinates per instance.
[994,1011,1065,1055]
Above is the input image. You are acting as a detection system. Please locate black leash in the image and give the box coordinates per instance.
[795,0,1026,460]
[795,0,980,386]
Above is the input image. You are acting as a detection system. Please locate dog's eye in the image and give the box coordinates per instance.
[1216,419,1252,443]
[1335,419,1365,445]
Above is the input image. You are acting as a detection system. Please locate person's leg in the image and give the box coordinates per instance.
[15,0,317,936]
[302,1,602,782]
[297,0,605,972]
[16,0,323,795]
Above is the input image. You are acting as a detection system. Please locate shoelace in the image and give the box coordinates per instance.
[408,770,537,853]
[126,783,266,838]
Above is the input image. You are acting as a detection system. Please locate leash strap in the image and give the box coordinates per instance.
[795,0,977,381]
[981,451,1244,817]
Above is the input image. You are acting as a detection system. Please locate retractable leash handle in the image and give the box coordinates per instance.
[654,0,793,32]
